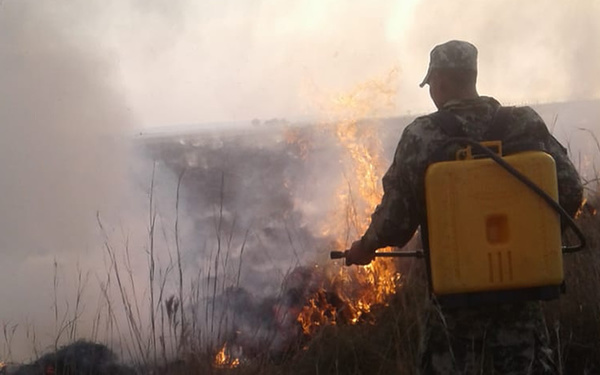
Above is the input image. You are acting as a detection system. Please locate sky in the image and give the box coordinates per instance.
[4,0,596,128]
[121,0,600,127]
[0,0,599,362]
[120,0,600,126]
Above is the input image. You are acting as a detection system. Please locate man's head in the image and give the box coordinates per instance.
[420,40,479,109]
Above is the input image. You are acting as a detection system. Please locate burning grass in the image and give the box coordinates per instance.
[272,258,429,375]
[210,202,600,375]
[167,179,599,375]
[1,72,597,374]
[3,173,599,375]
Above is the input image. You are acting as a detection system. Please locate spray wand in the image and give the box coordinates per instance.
[330,250,424,260]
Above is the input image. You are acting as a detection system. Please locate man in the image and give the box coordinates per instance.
[345,40,583,374]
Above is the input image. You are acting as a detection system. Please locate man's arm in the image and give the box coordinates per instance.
[510,107,583,217]
[346,121,430,265]
[360,161,420,252]
[545,134,583,217]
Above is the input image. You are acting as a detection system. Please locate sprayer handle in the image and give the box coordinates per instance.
[330,250,348,259]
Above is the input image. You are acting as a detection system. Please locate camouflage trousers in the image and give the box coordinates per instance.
[419,301,556,375]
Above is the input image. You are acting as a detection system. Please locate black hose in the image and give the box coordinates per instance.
[441,138,586,253]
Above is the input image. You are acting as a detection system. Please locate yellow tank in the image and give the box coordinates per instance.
[425,149,562,297]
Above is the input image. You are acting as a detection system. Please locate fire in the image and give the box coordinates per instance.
[297,289,337,335]
[284,127,312,160]
[576,198,598,218]
[213,343,240,368]
[297,68,402,334]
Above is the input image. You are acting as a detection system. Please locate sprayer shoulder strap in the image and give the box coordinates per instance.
[430,110,467,138]
[485,106,514,141]
[430,106,544,155]
[431,106,513,140]
[487,106,549,154]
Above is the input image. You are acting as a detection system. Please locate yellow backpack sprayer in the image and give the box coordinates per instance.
[331,107,586,307]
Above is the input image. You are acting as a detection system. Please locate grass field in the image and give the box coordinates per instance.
[3,193,596,375]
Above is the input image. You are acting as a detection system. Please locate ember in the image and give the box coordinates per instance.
[579,198,598,217]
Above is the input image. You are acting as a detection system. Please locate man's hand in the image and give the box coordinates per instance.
[345,240,376,266]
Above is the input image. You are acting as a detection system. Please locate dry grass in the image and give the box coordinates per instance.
[14,198,595,375]
[226,201,600,375]
[271,259,428,375]
[545,194,600,374]
[7,178,599,375]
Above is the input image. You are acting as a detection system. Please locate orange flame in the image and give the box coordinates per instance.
[297,68,402,333]
[213,343,240,368]
[284,127,312,160]
[297,289,338,336]
[577,198,598,218]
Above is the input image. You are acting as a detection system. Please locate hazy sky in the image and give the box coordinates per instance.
[4,0,597,128]
[112,0,600,127]
[123,0,600,127]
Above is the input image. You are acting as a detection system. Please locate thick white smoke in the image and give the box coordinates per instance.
[403,0,600,107]
[0,1,141,361]
[98,0,600,126]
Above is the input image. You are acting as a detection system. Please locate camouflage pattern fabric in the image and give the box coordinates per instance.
[420,40,478,87]
[360,96,583,252]
[420,301,556,374]
[359,96,582,374]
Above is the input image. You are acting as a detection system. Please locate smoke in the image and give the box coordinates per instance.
[0,1,140,360]
[0,3,130,253]
[9,1,592,128]
[403,0,600,107]
[90,0,600,126]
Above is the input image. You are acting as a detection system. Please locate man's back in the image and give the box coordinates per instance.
[359,96,582,252]
[367,96,582,374]
[344,40,584,374]
[396,96,582,220]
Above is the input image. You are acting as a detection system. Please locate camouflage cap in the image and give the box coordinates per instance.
[419,40,478,87]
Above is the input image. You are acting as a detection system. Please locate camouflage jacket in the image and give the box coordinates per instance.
[361,96,583,252]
